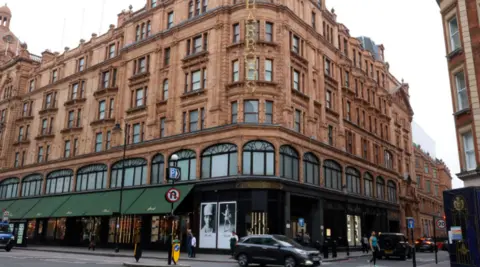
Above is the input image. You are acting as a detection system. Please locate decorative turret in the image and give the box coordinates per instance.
[0,4,11,28]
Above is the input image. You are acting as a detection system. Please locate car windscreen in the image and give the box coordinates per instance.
[273,235,303,248]
[0,225,9,234]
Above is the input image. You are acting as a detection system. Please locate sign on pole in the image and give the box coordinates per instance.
[165,188,181,203]
[167,167,181,181]
[436,219,446,230]
[298,218,305,227]
[407,217,415,229]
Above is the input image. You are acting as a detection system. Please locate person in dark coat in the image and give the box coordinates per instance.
[186,229,192,258]
[229,231,239,258]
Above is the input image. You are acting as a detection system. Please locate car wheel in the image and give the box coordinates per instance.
[284,256,296,267]
[5,246,11,252]
[237,254,249,267]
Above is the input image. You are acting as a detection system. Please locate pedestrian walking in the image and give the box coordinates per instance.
[362,234,369,253]
[368,231,380,267]
[186,229,192,258]
[88,233,96,251]
[191,234,197,258]
[229,231,239,258]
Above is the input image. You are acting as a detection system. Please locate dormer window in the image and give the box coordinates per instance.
[52,69,58,83]
[78,57,85,72]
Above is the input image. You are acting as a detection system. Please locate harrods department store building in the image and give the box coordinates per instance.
[0,0,426,250]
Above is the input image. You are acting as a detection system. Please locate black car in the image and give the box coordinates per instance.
[415,238,435,252]
[377,233,412,260]
[234,234,321,267]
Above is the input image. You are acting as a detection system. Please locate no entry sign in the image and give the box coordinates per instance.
[165,188,181,203]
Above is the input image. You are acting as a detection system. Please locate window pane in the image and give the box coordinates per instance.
[192,71,201,90]
[201,157,211,178]
[212,154,229,177]
[243,152,251,174]
[252,152,265,175]
[266,153,274,175]
[230,153,238,176]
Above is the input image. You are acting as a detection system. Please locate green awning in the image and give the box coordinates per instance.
[125,184,193,215]
[83,189,145,216]
[0,200,15,212]
[52,192,105,218]
[23,195,71,219]
[7,198,40,219]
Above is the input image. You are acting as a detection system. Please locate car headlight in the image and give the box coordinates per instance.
[294,248,307,255]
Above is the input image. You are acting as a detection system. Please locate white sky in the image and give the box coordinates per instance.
[6,0,463,188]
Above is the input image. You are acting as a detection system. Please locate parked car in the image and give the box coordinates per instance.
[234,234,322,267]
[377,232,412,260]
[415,238,435,252]
[0,222,14,252]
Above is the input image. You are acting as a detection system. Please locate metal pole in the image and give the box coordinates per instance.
[433,215,437,264]
[168,161,178,265]
[411,228,416,267]
[115,123,128,253]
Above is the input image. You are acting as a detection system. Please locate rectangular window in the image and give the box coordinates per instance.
[416,175,420,188]
[326,91,332,109]
[95,132,103,152]
[346,131,353,154]
[463,131,476,171]
[71,83,79,100]
[108,44,116,59]
[193,35,203,53]
[292,69,300,90]
[344,71,350,87]
[233,23,240,43]
[311,12,316,28]
[41,119,48,135]
[448,17,461,51]
[45,93,52,109]
[424,162,429,173]
[75,109,82,125]
[29,79,35,92]
[362,139,368,159]
[374,145,379,164]
[151,0,157,7]
[434,184,439,196]
[106,131,111,149]
[292,35,300,53]
[182,112,187,133]
[265,59,273,82]
[22,103,28,117]
[68,111,74,128]
[135,88,145,107]
[52,69,58,83]
[64,140,71,158]
[18,127,24,142]
[265,101,273,123]
[294,109,301,132]
[328,125,333,145]
[201,108,205,129]
[203,67,207,89]
[189,110,199,132]
[324,58,331,76]
[102,71,110,89]
[109,98,115,118]
[160,117,166,137]
[138,57,147,73]
[192,70,202,91]
[74,138,79,156]
[265,22,273,42]
[78,57,85,72]
[98,100,106,120]
[14,152,19,167]
[244,100,259,123]
[231,102,238,123]
[232,60,239,82]
[164,48,170,66]
[37,146,44,163]
[246,58,259,81]
[426,180,431,193]
[133,123,141,144]
[455,71,468,111]
[167,11,174,29]
[346,101,351,121]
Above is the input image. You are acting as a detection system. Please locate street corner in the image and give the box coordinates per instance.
[123,262,191,267]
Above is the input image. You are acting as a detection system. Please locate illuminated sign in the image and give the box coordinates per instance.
[244,0,257,92]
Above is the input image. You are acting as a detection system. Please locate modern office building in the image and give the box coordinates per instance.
[0,1,419,250]
[437,0,480,186]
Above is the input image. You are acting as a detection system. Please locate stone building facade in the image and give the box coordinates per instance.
[414,144,452,238]
[437,0,480,186]
[0,1,423,249]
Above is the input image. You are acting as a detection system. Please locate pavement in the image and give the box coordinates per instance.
[0,249,450,267]
[15,245,370,263]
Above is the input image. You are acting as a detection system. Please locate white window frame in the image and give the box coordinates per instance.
[455,71,468,111]
[448,16,460,51]
[463,131,476,171]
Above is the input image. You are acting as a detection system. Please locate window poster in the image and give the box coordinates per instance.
[217,201,237,249]
[199,202,217,248]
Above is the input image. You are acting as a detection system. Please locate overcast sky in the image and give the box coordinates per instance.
[6,0,463,188]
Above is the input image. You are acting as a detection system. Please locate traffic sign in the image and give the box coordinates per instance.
[436,219,446,229]
[407,217,415,229]
[298,218,305,227]
[165,188,181,203]
[167,167,181,181]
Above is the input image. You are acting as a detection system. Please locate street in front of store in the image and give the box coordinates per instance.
[0,249,449,267]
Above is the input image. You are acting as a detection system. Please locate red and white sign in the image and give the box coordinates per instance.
[436,219,446,229]
[165,188,181,203]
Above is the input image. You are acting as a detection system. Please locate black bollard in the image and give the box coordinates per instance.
[167,234,173,265]
[323,239,329,259]
[332,240,337,258]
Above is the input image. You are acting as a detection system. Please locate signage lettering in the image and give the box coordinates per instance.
[244,0,257,93]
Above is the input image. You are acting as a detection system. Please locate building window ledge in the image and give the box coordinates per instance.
[13,139,30,146]
[90,118,116,127]
[290,51,309,66]
[291,88,310,101]
[60,127,83,134]
[453,108,470,117]
[126,105,147,115]
[35,134,55,141]
[181,89,206,100]
[182,50,209,62]
[326,107,339,117]
[94,87,119,98]
[39,107,58,115]
[64,98,87,107]
[16,116,34,123]
[446,47,463,60]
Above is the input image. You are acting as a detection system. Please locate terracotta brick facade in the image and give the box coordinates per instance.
[0,1,425,239]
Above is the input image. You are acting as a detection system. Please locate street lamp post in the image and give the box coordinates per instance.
[113,123,128,253]
[342,184,350,256]
[168,154,179,265]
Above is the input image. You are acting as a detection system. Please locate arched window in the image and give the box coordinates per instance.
[169,150,196,181]
[242,140,275,176]
[280,145,299,180]
[303,153,320,185]
[22,174,43,197]
[384,150,393,169]
[111,158,147,188]
[387,181,397,203]
[76,164,107,192]
[146,21,151,37]
[151,154,165,184]
[188,1,194,18]
[0,178,18,199]
[324,160,342,190]
[46,169,73,195]
[135,25,140,41]
[201,144,238,178]
[346,167,360,194]
[364,172,373,197]
[163,79,169,100]
[376,176,385,200]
